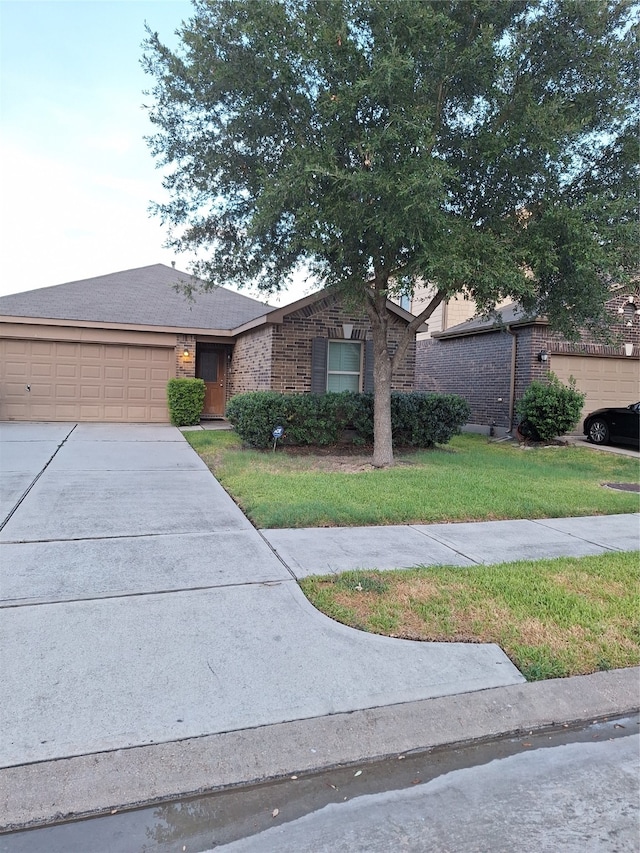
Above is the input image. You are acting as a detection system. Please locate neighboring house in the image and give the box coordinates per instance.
[410,281,512,339]
[0,264,420,423]
[415,293,640,435]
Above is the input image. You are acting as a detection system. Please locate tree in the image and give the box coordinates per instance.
[143,0,638,467]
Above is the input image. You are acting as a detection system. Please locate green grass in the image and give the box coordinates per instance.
[185,430,639,528]
[299,552,640,680]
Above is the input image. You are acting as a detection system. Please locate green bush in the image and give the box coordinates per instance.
[226,391,358,448]
[351,392,470,447]
[226,391,469,448]
[166,378,206,426]
[516,372,585,441]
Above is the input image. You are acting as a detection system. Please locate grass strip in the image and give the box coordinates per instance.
[299,552,640,681]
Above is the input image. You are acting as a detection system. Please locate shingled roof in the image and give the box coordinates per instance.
[433,303,538,338]
[0,264,273,330]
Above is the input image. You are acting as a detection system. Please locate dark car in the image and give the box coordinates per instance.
[583,402,640,448]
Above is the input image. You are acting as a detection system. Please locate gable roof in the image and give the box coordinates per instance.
[233,285,427,335]
[0,264,273,331]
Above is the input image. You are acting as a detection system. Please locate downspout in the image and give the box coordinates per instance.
[506,325,517,434]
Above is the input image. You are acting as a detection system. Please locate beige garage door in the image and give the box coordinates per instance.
[0,339,174,422]
[552,354,640,431]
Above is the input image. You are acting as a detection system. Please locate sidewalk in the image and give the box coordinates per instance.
[261,513,640,577]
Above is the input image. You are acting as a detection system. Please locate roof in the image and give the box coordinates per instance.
[433,303,540,339]
[0,264,273,331]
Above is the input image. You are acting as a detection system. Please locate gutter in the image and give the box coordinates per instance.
[506,324,517,433]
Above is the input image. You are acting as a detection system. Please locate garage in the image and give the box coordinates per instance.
[551,353,640,425]
[0,338,174,422]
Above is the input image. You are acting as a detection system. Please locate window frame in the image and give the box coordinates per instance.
[326,339,363,392]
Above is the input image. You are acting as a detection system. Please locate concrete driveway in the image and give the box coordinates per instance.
[0,423,523,771]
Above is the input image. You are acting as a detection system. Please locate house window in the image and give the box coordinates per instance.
[327,341,362,391]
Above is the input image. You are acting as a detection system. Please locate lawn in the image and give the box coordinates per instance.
[299,552,640,680]
[185,430,639,528]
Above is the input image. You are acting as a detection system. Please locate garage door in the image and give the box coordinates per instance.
[0,339,173,422]
[551,354,640,431]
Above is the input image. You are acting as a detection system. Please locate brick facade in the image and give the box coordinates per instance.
[416,331,514,428]
[175,334,196,378]
[228,326,273,395]
[229,292,415,396]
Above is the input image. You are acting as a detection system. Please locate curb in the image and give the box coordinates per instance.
[2,667,638,832]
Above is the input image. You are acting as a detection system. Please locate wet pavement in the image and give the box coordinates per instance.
[3,716,637,852]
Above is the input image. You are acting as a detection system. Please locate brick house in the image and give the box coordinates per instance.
[415,294,640,435]
[0,264,419,422]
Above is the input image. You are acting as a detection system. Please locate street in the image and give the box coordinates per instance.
[4,717,638,853]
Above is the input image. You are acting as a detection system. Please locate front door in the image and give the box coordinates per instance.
[196,346,227,416]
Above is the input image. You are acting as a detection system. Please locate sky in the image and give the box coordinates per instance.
[0,0,310,303]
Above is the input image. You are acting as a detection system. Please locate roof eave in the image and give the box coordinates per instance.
[0,315,236,336]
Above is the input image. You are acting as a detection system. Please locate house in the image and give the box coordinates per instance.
[410,281,512,339]
[0,264,419,423]
[415,293,640,435]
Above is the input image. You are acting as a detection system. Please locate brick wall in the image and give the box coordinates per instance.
[415,331,514,427]
[228,326,273,395]
[175,334,196,378]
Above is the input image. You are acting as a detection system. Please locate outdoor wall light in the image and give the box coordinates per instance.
[183,348,190,358]
[537,350,549,363]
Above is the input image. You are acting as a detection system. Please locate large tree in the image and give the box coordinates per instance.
[143,0,638,467]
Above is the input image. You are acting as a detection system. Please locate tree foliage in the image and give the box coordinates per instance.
[143,0,638,465]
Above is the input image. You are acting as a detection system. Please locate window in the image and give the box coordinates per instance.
[327,341,362,391]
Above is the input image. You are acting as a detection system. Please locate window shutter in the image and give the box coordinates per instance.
[364,340,374,393]
[311,337,328,393]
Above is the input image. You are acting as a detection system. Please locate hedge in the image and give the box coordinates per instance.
[225,391,470,449]
[166,378,206,426]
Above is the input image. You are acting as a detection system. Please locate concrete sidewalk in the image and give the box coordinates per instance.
[261,514,640,577]
[0,421,638,830]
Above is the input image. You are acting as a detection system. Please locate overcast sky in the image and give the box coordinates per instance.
[0,0,310,303]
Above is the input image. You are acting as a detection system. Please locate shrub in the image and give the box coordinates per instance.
[516,372,585,441]
[166,378,206,426]
[226,390,469,448]
[352,392,470,447]
[225,391,359,448]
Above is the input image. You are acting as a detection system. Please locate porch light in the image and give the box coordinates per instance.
[537,350,548,363]
[183,347,190,358]
[342,323,354,340]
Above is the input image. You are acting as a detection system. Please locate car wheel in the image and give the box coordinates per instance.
[588,418,610,445]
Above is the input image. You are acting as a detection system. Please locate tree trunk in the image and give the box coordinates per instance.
[371,332,394,467]
[366,280,395,468]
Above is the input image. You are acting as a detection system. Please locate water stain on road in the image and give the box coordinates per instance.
[2,715,637,853]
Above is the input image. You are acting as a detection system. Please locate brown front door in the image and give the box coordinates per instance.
[196,346,227,416]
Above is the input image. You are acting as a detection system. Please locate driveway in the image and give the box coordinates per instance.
[0,423,523,770]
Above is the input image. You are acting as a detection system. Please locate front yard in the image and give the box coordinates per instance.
[185,430,639,528]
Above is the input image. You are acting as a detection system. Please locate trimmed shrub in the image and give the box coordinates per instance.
[516,372,585,441]
[226,391,358,448]
[166,378,206,426]
[351,392,470,447]
[226,390,469,448]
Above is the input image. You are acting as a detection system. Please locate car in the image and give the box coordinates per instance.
[583,402,640,448]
